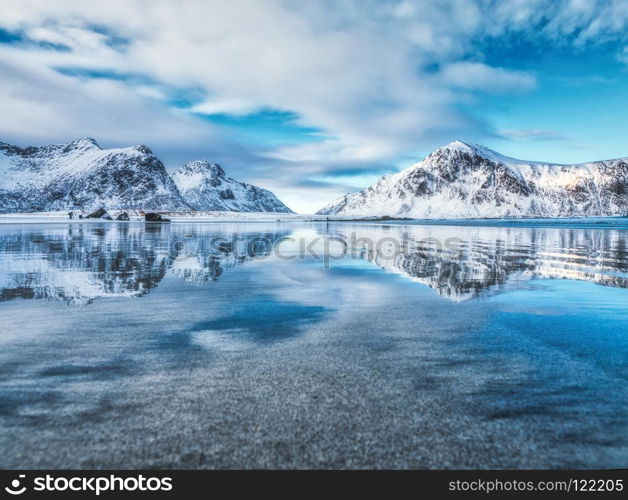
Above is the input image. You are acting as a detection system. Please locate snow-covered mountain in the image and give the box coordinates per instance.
[317,141,628,218]
[0,138,188,212]
[0,138,292,213]
[172,160,293,213]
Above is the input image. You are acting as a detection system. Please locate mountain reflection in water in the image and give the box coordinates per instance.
[0,223,289,304]
[0,222,626,304]
[326,224,628,301]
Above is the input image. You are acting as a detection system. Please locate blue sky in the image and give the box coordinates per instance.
[0,0,627,213]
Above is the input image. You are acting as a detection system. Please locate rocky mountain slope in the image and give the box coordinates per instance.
[0,138,291,213]
[172,160,292,212]
[0,138,188,212]
[317,141,628,218]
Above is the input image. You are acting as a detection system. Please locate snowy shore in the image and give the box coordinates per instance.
[0,211,415,224]
[0,211,317,224]
[1,211,627,229]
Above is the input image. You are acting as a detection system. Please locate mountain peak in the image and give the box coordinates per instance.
[66,137,101,150]
[431,141,526,166]
[182,160,226,178]
[443,139,475,151]
[438,140,497,157]
[134,144,154,155]
[171,160,292,213]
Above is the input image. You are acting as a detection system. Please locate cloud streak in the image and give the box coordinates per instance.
[499,129,567,141]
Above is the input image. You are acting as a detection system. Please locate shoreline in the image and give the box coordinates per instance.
[0,211,627,229]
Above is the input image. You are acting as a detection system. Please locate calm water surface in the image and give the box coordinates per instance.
[0,221,626,468]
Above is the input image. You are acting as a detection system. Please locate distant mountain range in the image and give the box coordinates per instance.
[2,138,627,218]
[0,138,292,213]
[317,141,628,218]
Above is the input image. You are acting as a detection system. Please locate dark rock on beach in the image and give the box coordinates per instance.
[86,207,112,220]
[144,212,170,223]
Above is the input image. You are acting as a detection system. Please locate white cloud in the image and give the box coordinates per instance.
[0,52,216,148]
[0,0,627,212]
[26,26,109,52]
[190,98,260,116]
[0,1,525,160]
[439,62,536,94]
